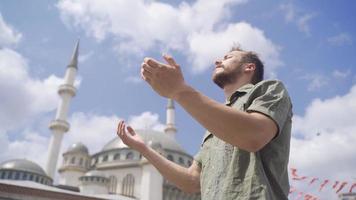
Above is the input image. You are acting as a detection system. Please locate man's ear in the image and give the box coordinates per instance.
[244,63,256,73]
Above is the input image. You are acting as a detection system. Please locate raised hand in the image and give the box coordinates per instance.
[140,54,188,99]
[116,120,146,152]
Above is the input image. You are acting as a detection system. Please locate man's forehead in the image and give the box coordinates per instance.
[226,50,244,57]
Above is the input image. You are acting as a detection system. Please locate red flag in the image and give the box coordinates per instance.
[290,168,307,180]
[336,182,348,193]
[295,192,304,200]
[319,180,329,192]
[332,181,339,189]
[349,182,356,193]
[309,178,318,186]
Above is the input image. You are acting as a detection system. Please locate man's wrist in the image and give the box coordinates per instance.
[171,84,194,102]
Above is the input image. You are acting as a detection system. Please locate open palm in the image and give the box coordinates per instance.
[117,120,145,151]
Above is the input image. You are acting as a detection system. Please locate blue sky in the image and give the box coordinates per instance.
[1,0,355,199]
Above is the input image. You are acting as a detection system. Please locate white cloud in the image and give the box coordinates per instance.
[332,69,351,79]
[279,3,295,22]
[328,33,353,46]
[0,48,63,132]
[297,13,315,36]
[0,130,49,168]
[78,51,94,63]
[279,3,316,36]
[301,74,328,91]
[0,13,22,47]
[128,111,165,132]
[188,22,282,76]
[290,84,356,198]
[57,0,282,76]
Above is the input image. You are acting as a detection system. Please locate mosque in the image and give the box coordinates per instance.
[0,41,200,200]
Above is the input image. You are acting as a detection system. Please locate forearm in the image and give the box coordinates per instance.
[140,145,200,193]
[174,85,267,152]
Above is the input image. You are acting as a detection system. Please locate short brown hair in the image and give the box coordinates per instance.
[230,45,264,84]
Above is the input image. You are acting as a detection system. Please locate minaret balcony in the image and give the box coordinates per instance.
[58,84,77,97]
[49,119,70,132]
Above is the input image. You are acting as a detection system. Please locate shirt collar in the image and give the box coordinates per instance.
[225,83,254,106]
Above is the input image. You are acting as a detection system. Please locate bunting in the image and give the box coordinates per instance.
[289,167,355,196]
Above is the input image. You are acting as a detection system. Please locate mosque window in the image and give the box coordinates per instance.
[64,157,68,164]
[109,176,118,194]
[188,160,192,166]
[178,157,184,165]
[71,157,76,164]
[90,177,95,181]
[0,171,5,179]
[167,154,174,161]
[8,171,13,179]
[103,155,109,162]
[114,153,120,160]
[29,174,33,181]
[96,177,100,182]
[126,152,134,160]
[14,172,20,180]
[79,157,83,166]
[22,173,27,180]
[39,177,44,184]
[122,174,135,197]
[35,176,39,182]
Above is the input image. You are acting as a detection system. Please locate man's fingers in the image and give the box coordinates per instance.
[144,57,161,68]
[141,63,155,74]
[141,68,152,83]
[163,54,179,68]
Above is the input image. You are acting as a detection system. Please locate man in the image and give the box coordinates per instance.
[117,46,292,200]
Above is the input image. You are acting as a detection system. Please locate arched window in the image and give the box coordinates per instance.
[79,157,83,166]
[103,155,109,162]
[71,156,76,164]
[109,176,118,193]
[122,174,135,197]
[126,152,133,160]
[35,176,39,182]
[8,171,13,179]
[167,154,174,161]
[22,173,27,180]
[29,174,33,181]
[14,172,20,180]
[187,160,192,167]
[178,157,184,165]
[114,153,120,160]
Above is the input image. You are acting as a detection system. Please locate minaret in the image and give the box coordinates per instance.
[46,40,79,179]
[164,99,177,137]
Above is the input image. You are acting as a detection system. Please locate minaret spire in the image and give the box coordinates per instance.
[164,99,177,137]
[46,40,80,179]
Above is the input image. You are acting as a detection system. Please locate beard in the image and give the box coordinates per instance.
[212,64,243,89]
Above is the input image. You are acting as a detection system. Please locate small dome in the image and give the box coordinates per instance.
[83,170,106,178]
[0,159,47,176]
[102,129,185,153]
[65,142,89,154]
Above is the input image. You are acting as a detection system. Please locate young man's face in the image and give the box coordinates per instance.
[212,50,245,88]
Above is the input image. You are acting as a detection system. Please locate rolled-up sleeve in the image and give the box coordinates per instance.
[246,80,292,136]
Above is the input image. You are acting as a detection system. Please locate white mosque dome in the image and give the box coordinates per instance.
[65,142,89,154]
[0,159,47,176]
[102,129,186,153]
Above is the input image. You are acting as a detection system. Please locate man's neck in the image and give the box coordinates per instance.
[223,78,251,99]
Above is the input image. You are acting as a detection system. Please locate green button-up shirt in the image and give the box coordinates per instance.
[194,80,293,200]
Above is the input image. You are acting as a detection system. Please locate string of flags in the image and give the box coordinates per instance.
[289,167,356,200]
